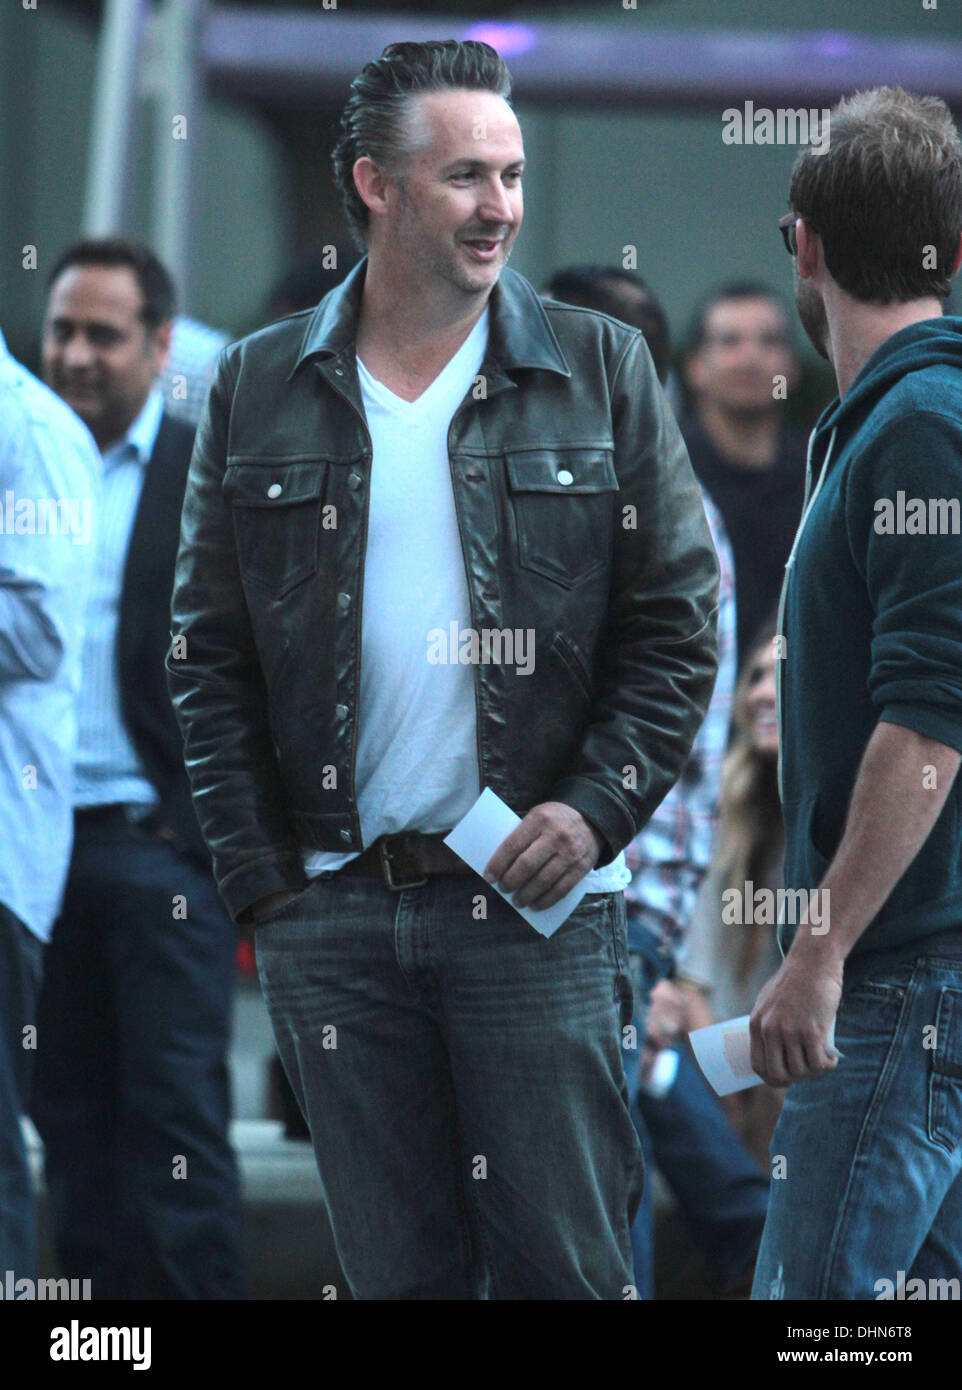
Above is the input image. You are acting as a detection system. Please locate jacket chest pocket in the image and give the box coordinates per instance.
[223,462,327,597]
[505,448,617,588]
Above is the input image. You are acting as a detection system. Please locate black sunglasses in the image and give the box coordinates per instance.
[779,212,799,256]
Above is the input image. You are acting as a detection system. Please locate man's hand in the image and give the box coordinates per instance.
[676,978,714,1034]
[640,979,685,1083]
[483,801,604,910]
[250,887,302,924]
[749,942,844,1087]
[748,726,962,1088]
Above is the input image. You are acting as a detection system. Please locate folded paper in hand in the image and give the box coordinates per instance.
[444,787,591,938]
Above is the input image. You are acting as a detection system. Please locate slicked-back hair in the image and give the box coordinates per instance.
[331,39,513,249]
[686,280,792,356]
[46,237,176,329]
[788,86,962,304]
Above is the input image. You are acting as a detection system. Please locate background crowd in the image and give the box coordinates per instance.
[0,229,826,1297]
[2,0,958,1302]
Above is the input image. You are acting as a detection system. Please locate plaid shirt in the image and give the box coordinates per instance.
[624,488,736,971]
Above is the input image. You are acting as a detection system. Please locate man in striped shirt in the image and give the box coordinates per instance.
[32,237,243,1300]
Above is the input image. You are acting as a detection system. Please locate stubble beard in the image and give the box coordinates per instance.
[396,179,514,297]
[794,266,830,362]
[437,230,514,297]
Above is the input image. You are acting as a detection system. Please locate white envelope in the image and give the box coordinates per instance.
[690,1014,841,1096]
[443,787,591,938]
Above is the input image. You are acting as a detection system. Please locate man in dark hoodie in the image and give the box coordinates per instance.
[749,87,962,1300]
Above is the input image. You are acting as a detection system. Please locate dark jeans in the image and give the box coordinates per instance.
[255,875,643,1299]
[624,918,769,1297]
[0,903,44,1280]
[31,812,245,1299]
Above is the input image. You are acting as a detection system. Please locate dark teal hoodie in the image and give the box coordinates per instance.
[778,316,962,957]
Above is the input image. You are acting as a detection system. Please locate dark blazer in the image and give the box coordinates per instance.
[117,411,210,867]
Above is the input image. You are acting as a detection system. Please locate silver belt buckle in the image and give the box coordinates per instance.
[378,836,428,892]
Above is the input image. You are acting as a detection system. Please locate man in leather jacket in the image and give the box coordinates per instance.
[168,39,719,1299]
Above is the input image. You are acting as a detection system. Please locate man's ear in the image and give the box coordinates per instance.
[684,348,707,396]
[150,318,172,373]
[352,156,393,224]
[950,232,962,281]
[795,218,820,281]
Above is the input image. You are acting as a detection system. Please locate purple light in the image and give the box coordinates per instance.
[463,22,538,57]
[811,31,855,58]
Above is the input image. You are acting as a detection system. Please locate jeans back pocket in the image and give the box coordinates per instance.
[928,986,962,1154]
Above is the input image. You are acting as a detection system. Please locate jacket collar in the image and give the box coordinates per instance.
[290,256,571,380]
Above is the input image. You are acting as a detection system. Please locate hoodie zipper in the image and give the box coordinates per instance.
[775,423,838,804]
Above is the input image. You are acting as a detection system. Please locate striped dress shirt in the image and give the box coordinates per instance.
[73,386,164,811]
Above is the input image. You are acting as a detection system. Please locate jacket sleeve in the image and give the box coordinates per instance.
[166,351,309,922]
[550,331,720,862]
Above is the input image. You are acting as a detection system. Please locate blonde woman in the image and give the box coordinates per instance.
[679,621,785,1166]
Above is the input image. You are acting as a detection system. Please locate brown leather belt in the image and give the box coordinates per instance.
[339,831,474,890]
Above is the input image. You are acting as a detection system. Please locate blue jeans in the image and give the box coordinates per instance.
[31,813,245,1299]
[255,875,643,1299]
[0,903,44,1280]
[624,919,769,1298]
[752,946,962,1299]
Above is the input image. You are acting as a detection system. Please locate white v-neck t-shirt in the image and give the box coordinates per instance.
[301,311,487,875]
[301,306,629,894]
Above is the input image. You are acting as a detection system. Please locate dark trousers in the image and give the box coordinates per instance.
[31,811,245,1299]
[0,902,44,1280]
[624,919,769,1297]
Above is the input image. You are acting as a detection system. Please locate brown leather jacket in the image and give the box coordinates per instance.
[167,261,719,922]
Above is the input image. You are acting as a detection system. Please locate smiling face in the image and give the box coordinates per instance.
[688,297,796,419]
[369,87,525,298]
[42,263,170,450]
[744,638,779,757]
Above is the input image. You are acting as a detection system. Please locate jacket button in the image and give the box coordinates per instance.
[557,469,573,486]
[335,704,348,720]
[267,482,283,498]
[347,472,362,490]
[339,829,352,843]
[337,592,351,612]
[334,366,344,377]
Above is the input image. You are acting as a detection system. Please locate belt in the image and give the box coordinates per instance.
[339,832,473,890]
[74,803,150,825]
[73,804,170,841]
